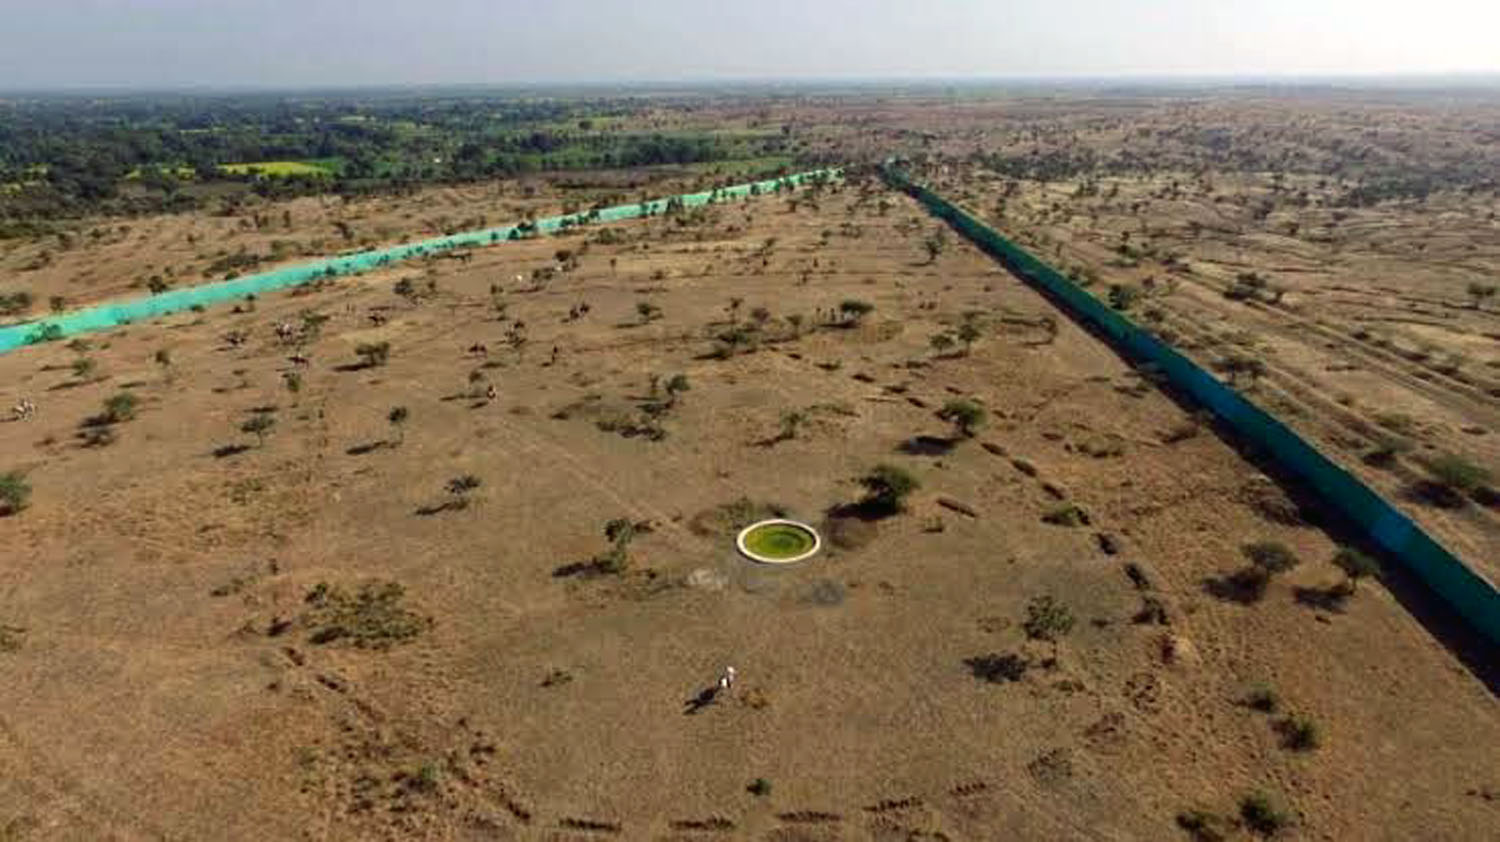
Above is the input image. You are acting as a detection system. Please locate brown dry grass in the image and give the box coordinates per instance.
[0,166,1496,841]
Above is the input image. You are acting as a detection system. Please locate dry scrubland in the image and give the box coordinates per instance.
[859,94,1500,586]
[2,165,1498,841]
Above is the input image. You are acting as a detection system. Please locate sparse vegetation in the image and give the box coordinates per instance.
[387,406,409,445]
[937,399,986,438]
[356,341,391,368]
[101,392,139,424]
[1023,595,1075,643]
[857,463,919,514]
[241,412,276,447]
[1278,715,1321,751]
[1239,791,1290,836]
[302,581,432,649]
[0,471,31,516]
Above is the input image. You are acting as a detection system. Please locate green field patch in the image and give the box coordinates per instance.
[221,160,336,177]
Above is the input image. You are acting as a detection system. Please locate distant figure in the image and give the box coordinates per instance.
[549,345,559,365]
[718,666,737,694]
[486,384,497,402]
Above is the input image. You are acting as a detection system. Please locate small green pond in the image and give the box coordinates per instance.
[741,522,818,560]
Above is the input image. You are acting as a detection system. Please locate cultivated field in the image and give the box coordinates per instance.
[2,168,1497,840]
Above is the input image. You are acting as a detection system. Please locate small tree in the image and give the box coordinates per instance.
[0,471,31,516]
[1280,716,1321,751]
[1239,792,1290,836]
[356,342,391,368]
[71,356,97,381]
[930,331,957,356]
[923,229,948,263]
[636,300,662,324]
[778,409,807,441]
[956,319,983,355]
[103,392,139,424]
[938,399,986,438]
[597,517,638,574]
[839,299,874,327]
[1331,547,1379,591]
[154,348,173,383]
[1466,282,1496,311]
[283,371,302,402]
[241,413,276,448]
[1107,283,1141,311]
[387,406,409,445]
[664,374,690,406]
[1422,453,1491,502]
[1244,541,1299,575]
[859,464,919,514]
[1221,353,1267,387]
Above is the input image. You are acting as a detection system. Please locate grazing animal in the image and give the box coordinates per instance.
[467,343,488,357]
[288,354,311,367]
[11,398,37,421]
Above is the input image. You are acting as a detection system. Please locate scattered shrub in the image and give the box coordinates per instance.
[1244,684,1279,713]
[937,399,987,438]
[1239,791,1290,836]
[241,413,276,447]
[1023,595,1075,642]
[356,341,391,367]
[302,581,432,649]
[964,653,1029,683]
[1243,541,1298,575]
[0,471,31,516]
[1041,503,1088,527]
[102,392,139,424]
[1331,547,1379,589]
[1279,716,1321,751]
[858,464,919,514]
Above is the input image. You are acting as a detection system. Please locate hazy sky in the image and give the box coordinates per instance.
[2,0,1496,89]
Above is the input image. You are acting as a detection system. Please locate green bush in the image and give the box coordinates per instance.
[937,399,987,438]
[1244,683,1279,713]
[1422,453,1492,495]
[1331,547,1379,587]
[1279,716,1321,751]
[356,341,391,367]
[1023,596,1075,642]
[1239,791,1290,836]
[103,392,139,423]
[1243,541,1298,575]
[0,471,31,516]
[859,464,919,513]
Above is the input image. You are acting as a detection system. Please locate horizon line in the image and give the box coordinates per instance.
[3,70,1500,97]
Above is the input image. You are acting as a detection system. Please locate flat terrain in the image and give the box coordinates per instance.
[884,93,1500,584]
[2,171,1497,840]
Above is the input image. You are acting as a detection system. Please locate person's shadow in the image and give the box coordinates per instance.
[682,685,720,715]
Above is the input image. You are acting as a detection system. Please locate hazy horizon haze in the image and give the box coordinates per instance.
[1,0,1496,90]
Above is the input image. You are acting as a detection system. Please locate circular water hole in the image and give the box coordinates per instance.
[736,519,822,564]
